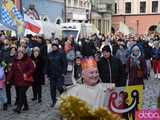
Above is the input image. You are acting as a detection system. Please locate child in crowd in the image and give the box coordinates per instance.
[72,57,82,84]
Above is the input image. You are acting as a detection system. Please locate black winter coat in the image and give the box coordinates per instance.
[45,50,67,78]
[98,56,125,87]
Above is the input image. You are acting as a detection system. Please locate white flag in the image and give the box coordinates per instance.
[118,22,130,35]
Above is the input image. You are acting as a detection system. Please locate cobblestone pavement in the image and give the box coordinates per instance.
[0,72,160,120]
[0,79,59,120]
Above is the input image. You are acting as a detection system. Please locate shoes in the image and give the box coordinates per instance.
[22,107,29,111]
[3,103,7,111]
[38,99,42,103]
[7,102,11,105]
[50,103,56,108]
[14,101,18,105]
[31,98,37,101]
[13,108,21,114]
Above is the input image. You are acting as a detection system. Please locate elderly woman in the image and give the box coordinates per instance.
[126,45,147,86]
[7,47,34,113]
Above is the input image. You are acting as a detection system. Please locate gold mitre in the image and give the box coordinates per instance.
[81,57,97,70]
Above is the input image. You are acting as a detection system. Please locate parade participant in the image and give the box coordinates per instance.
[59,57,115,109]
[7,47,34,113]
[0,59,7,110]
[98,45,125,87]
[45,43,66,107]
[71,56,82,84]
[126,44,147,85]
[5,44,17,105]
[152,41,160,79]
[31,47,43,103]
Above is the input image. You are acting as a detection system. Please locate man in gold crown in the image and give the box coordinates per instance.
[59,57,115,109]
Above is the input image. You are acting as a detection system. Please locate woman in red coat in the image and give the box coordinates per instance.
[7,47,34,113]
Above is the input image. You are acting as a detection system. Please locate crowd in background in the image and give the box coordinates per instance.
[0,30,160,113]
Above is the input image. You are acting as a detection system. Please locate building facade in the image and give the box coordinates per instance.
[113,0,160,34]
[22,0,64,23]
[91,0,115,34]
[65,0,91,22]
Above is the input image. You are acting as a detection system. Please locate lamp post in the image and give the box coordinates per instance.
[64,0,67,22]
[136,20,139,34]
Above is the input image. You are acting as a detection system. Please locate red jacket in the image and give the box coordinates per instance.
[7,56,34,86]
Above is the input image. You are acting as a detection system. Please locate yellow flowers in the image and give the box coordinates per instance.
[59,96,123,120]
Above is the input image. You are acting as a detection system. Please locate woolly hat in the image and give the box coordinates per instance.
[102,45,111,53]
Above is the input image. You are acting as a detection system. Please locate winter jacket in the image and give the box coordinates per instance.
[98,56,125,87]
[152,48,160,60]
[45,50,67,78]
[7,56,34,86]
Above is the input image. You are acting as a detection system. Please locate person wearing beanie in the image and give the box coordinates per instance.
[45,42,67,107]
[98,45,126,87]
[5,44,17,105]
[126,45,147,86]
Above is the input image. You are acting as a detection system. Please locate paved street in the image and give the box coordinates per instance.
[0,79,58,120]
[0,72,160,120]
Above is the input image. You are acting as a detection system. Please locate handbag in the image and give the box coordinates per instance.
[23,74,33,82]
[17,63,33,82]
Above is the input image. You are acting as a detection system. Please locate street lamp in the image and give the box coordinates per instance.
[64,0,67,22]
[136,20,139,34]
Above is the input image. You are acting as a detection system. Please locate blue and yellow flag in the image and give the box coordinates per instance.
[1,0,24,36]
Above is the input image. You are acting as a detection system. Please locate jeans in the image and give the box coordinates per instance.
[32,84,42,100]
[49,76,64,105]
[0,88,7,105]
[5,83,12,104]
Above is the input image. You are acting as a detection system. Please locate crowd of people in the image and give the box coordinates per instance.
[0,30,160,116]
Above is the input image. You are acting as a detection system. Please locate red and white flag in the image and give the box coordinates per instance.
[24,14,41,34]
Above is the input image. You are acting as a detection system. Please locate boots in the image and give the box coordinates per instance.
[13,107,21,114]
[22,104,29,111]
[3,103,7,111]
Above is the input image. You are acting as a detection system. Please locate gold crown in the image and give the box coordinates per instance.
[81,57,97,70]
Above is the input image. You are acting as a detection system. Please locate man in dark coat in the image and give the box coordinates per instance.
[45,43,67,107]
[98,45,125,87]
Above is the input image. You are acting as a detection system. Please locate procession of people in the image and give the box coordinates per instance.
[0,30,160,120]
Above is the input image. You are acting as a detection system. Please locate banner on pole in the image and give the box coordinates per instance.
[106,85,144,120]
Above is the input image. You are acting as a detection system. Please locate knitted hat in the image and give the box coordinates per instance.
[102,45,111,53]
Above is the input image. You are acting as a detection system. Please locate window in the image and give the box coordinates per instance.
[115,3,117,14]
[125,2,131,13]
[68,0,71,6]
[80,1,83,7]
[140,1,146,13]
[74,0,78,6]
[107,4,112,11]
[152,1,158,13]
